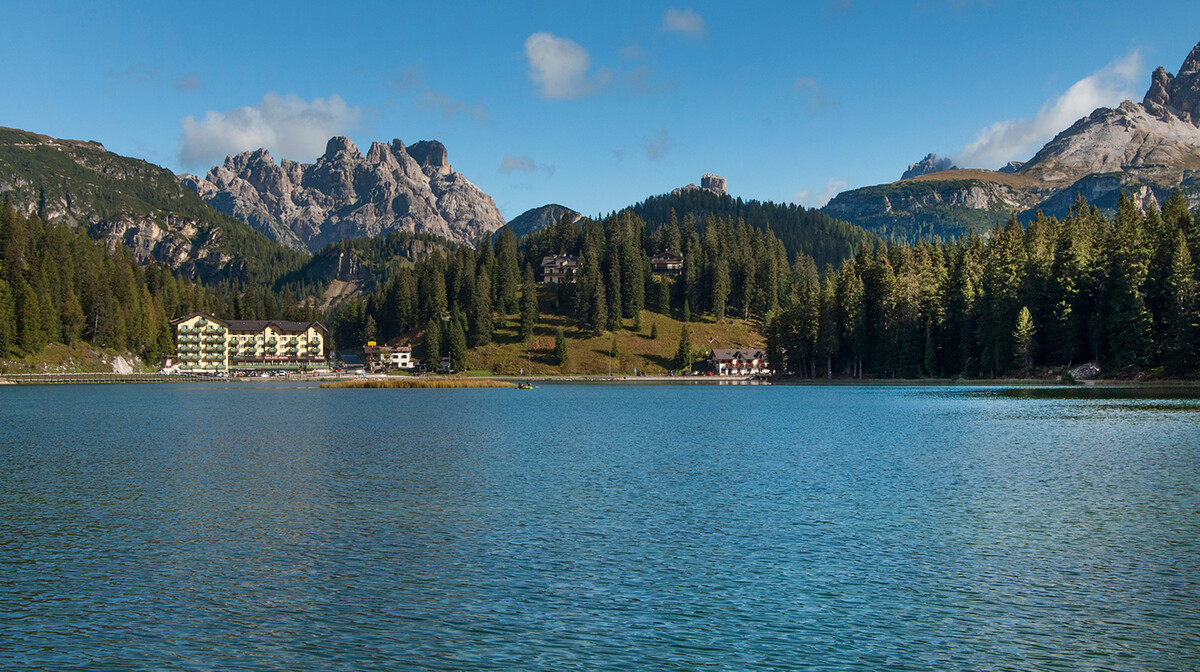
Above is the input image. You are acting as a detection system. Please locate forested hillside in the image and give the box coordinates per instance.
[767,191,1200,378]
[0,127,308,285]
[626,189,873,267]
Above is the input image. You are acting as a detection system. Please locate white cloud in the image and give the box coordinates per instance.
[955,50,1144,169]
[173,73,204,92]
[499,155,536,174]
[662,8,706,36]
[415,91,489,123]
[392,65,425,92]
[642,129,673,161]
[179,92,363,167]
[525,32,611,100]
[793,76,838,112]
[793,178,848,208]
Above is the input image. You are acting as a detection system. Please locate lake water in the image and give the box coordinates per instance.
[1,382,1198,670]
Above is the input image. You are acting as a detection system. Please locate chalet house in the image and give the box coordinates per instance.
[540,254,578,284]
[650,251,684,277]
[709,348,769,376]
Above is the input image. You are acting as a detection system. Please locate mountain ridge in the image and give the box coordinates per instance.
[824,40,1200,239]
[181,136,506,252]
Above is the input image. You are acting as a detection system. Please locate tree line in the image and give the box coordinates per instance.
[765,192,1200,378]
[0,199,322,364]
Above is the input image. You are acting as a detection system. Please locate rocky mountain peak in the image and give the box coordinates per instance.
[323,136,362,160]
[1142,41,1200,125]
[672,173,728,197]
[901,153,957,180]
[408,140,451,176]
[181,136,504,252]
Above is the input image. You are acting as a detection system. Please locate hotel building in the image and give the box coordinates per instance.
[171,313,329,373]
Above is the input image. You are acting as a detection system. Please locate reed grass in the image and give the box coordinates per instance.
[321,378,517,389]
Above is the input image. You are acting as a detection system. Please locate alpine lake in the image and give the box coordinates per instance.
[1,381,1197,670]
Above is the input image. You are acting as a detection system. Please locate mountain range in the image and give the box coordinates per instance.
[824,41,1200,239]
[181,137,506,252]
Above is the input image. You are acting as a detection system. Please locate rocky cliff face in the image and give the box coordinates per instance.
[672,173,729,197]
[181,136,506,252]
[504,204,582,240]
[0,127,295,282]
[901,154,957,180]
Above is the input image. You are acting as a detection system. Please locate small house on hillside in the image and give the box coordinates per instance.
[709,348,769,376]
[540,254,579,284]
[650,251,684,276]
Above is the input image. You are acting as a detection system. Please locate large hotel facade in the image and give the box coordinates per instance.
[170,313,329,373]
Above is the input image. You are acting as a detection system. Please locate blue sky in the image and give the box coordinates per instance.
[3,1,1199,220]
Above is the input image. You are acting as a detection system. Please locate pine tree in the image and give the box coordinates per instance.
[673,325,693,372]
[495,227,521,314]
[1013,306,1035,377]
[422,318,442,368]
[590,278,607,335]
[0,278,14,358]
[1165,229,1198,372]
[650,321,659,340]
[607,258,622,331]
[657,276,671,314]
[448,318,469,372]
[520,265,538,342]
[553,327,568,366]
[712,257,730,320]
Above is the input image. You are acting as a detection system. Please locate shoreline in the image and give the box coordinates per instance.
[4,370,1200,389]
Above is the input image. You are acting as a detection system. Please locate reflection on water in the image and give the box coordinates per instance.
[1,382,1198,670]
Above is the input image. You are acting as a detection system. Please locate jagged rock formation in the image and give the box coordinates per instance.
[503,204,582,240]
[901,154,957,180]
[0,126,300,282]
[825,41,1200,239]
[181,136,506,252]
[1009,41,1200,186]
[672,173,728,197]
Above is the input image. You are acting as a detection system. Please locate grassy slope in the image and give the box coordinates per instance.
[455,288,764,376]
[0,342,153,374]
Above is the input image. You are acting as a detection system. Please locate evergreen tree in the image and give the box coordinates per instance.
[15,280,43,354]
[650,321,659,340]
[471,266,493,347]
[0,278,14,358]
[673,325,693,372]
[553,327,568,365]
[422,318,442,367]
[1165,229,1198,372]
[1013,306,1035,376]
[607,257,622,331]
[712,257,730,320]
[520,265,538,342]
[590,278,608,335]
[495,227,521,314]
[448,318,469,372]
[657,276,671,314]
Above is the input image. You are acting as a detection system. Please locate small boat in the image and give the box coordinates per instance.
[517,382,534,390]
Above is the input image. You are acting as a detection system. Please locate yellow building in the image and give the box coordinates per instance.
[170,313,329,373]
